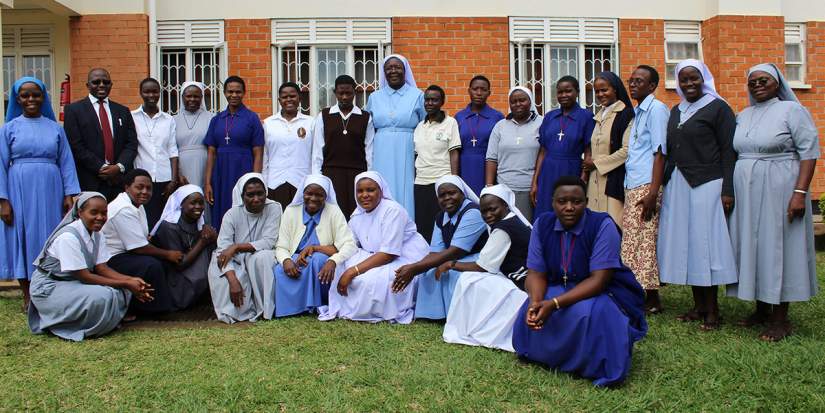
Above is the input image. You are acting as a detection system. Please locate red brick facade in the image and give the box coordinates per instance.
[795,21,825,194]
[225,19,273,118]
[618,19,680,108]
[69,14,149,109]
[392,17,511,114]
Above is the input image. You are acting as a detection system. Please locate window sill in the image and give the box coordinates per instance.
[790,83,812,90]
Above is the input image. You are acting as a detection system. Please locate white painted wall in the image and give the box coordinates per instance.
[46,0,825,21]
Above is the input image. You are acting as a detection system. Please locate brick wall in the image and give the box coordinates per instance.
[69,14,148,109]
[618,18,680,108]
[702,15,785,112]
[392,17,511,115]
[225,19,272,118]
[796,21,825,195]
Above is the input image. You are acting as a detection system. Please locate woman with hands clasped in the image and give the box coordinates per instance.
[274,174,356,317]
[28,193,153,341]
[512,176,647,387]
[319,171,428,324]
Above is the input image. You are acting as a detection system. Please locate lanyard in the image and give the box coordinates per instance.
[224,113,238,145]
[559,233,576,286]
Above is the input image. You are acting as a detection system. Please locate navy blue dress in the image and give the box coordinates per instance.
[512,210,647,387]
[455,104,504,195]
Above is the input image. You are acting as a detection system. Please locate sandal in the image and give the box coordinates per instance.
[699,313,722,331]
[676,309,704,322]
[646,306,664,315]
[760,321,792,342]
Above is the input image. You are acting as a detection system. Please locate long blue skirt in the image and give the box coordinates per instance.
[273,253,330,317]
[415,253,479,320]
[210,146,254,229]
[512,285,645,387]
[373,128,416,216]
[534,153,582,219]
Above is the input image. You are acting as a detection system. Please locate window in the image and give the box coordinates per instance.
[2,26,53,117]
[272,19,391,115]
[157,20,226,114]
[785,23,806,85]
[510,17,617,113]
[664,21,702,87]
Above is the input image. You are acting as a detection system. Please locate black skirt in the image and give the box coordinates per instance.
[414,183,440,244]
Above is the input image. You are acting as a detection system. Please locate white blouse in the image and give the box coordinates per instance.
[262,112,315,190]
[132,107,179,182]
[48,220,112,272]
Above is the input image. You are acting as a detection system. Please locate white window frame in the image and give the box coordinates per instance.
[157,20,227,114]
[2,25,55,104]
[271,18,392,116]
[509,17,619,114]
[664,21,703,89]
[784,23,807,88]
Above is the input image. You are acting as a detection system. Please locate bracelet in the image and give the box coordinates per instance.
[552,297,561,310]
[793,189,808,195]
[354,265,361,276]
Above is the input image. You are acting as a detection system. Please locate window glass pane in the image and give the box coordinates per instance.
[193,48,223,113]
[785,43,802,62]
[549,47,578,110]
[354,47,380,109]
[23,55,52,95]
[281,47,311,115]
[785,65,802,82]
[584,46,613,113]
[316,48,347,112]
[666,42,699,61]
[3,55,15,102]
[160,49,186,114]
[666,63,677,80]
[513,46,544,114]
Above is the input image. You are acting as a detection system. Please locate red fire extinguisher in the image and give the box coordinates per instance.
[59,74,70,121]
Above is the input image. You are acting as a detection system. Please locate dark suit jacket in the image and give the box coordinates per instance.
[64,97,138,198]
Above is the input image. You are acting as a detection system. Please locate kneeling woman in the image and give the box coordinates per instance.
[319,171,428,323]
[208,173,282,323]
[103,169,187,315]
[28,193,153,341]
[394,175,488,320]
[513,176,647,387]
[150,185,217,310]
[274,175,356,317]
[442,184,531,352]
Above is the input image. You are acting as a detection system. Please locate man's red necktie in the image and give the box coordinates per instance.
[98,99,115,163]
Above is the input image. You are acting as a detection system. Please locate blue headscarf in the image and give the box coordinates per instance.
[5,77,56,122]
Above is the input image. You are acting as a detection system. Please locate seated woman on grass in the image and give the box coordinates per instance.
[28,193,153,341]
[513,176,647,387]
[150,185,217,310]
[102,169,186,316]
[393,175,488,320]
[442,184,531,352]
[274,174,356,317]
[319,171,429,324]
[208,173,282,323]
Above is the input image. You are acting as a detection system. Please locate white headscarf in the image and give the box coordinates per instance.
[33,192,106,267]
[352,170,394,216]
[179,81,207,113]
[379,54,417,90]
[231,173,272,207]
[480,184,531,228]
[674,59,722,103]
[435,175,480,205]
[149,184,205,236]
[507,86,537,117]
[288,174,338,207]
[746,63,798,104]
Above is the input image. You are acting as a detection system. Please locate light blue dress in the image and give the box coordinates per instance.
[273,209,330,317]
[365,84,425,215]
[415,199,488,320]
[0,116,80,280]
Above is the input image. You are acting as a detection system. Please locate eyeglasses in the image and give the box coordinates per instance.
[747,77,772,88]
[89,79,112,86]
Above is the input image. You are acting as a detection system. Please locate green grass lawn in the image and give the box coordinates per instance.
[2,257,825,411]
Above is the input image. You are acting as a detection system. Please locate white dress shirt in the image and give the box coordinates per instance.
[262,111,315,189]
[89,94,114,137]
[48,220,112,272]
[132,107,179,182]
[310,104,375,174]
[101,193,150,256]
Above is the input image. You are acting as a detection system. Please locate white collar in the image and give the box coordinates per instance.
[68,219,94,245]
[270,111,311,123]
[89,94,110,105]
[329,104,362,120]
[133,105,170,120]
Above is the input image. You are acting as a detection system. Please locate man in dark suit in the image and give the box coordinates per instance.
[64,68,138,200]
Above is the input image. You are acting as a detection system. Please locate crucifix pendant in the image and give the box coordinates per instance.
[343,129,348,135]
[562,273,568,287]
[470,136,478,147]
[224,135,230,145]
[557,131,565,141]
